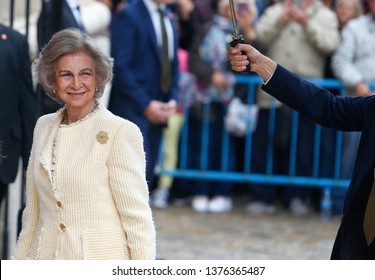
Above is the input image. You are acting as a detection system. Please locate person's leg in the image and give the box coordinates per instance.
[284,115,314,215]
[0,182,9,259]
[246,109,278,214]
[330,131,361,216]
[0,181,8,207]
[208,105,234,213]
[143,123,163,192]
[157,113,184,189]
[152,113,184,208]
[250,109,273,201]
[185,107,210,212]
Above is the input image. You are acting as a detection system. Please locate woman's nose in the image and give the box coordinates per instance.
[71,75,82,88]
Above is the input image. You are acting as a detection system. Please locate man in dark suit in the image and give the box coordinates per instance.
[0,24,37,259]
[0,23,36,207]
[37,0,86,115]
[228,43,375,259]
[108,0,179,191]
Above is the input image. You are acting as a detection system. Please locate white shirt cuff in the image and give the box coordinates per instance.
[263,72,275,85]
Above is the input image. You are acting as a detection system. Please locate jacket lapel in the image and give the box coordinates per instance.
[39,111,64,182]
[138,0,160,62]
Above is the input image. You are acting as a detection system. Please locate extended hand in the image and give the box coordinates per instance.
[227,44,277,82]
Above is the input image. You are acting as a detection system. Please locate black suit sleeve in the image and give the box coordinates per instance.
[17,34,37,169]
[262,65,373,132]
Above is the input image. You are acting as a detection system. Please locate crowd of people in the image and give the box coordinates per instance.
[0,0,374,259]
[147,0,375,219]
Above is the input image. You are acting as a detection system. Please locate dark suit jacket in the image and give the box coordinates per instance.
[108,0,179,129]
[37,0,81,50]
[263,65,375,259]
[0,24,37,185]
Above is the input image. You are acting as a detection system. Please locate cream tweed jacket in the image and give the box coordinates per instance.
[12,103,156,260]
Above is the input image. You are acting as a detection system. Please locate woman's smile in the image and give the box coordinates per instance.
[54,51,97,115]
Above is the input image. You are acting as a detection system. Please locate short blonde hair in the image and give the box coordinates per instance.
[335,0,363,17]
[34,28,113,103]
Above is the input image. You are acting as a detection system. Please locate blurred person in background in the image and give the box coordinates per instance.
[0,23,37,259]
[190,0,217,32]
[108,0,179,192]
[150,0,195,209]
[321,0,363,217]
[331,0,375,184]
[228,36,375,260]
[245,0,340,216]
[167,0,195,50]
[187,0,258,213]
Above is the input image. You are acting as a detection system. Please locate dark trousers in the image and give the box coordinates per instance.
[185,103,234,197]
[1,181,9,259]
[283,114,314,204]
[0,181,8,206]
[141,123,163,192]
[250,108,313,205]
[249,108,289,203]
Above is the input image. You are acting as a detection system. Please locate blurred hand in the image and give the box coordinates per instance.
[211,70,228,90]
[289,4,308,27]
[165,99,177,116]
[282,0,293,24]
[144,100,177,124]
[355,82,372,96]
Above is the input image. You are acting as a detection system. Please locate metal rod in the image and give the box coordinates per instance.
[228,0,239,36]
[25,0,30,39]
[10,0,15,28]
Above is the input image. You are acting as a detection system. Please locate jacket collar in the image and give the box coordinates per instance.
[39,109,65,181]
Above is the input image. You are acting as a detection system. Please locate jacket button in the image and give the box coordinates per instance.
[57,200,62,208]
[59,223,66,231]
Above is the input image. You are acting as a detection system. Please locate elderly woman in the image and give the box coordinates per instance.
[12,28,156,260]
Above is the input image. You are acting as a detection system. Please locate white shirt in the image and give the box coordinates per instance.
[65,0,85,29]
[143,0,174,60]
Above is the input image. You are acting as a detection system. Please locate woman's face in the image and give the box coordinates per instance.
[368,0,375,15]
[335,0,358,27]
[54,51,96,112]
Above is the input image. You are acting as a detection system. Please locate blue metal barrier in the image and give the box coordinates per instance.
[158,74,375,216]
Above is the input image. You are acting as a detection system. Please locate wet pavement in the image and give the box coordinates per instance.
[1,192,341,260]
[153,194,341,260]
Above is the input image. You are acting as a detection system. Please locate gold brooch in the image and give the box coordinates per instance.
[96,131,109,144]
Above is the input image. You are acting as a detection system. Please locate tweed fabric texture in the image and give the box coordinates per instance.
[13,103,156,259]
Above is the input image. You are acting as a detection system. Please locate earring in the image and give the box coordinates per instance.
[95,86,99,92]
[53,89,56,94]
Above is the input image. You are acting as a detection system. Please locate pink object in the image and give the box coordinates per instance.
[178,48,189,72]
